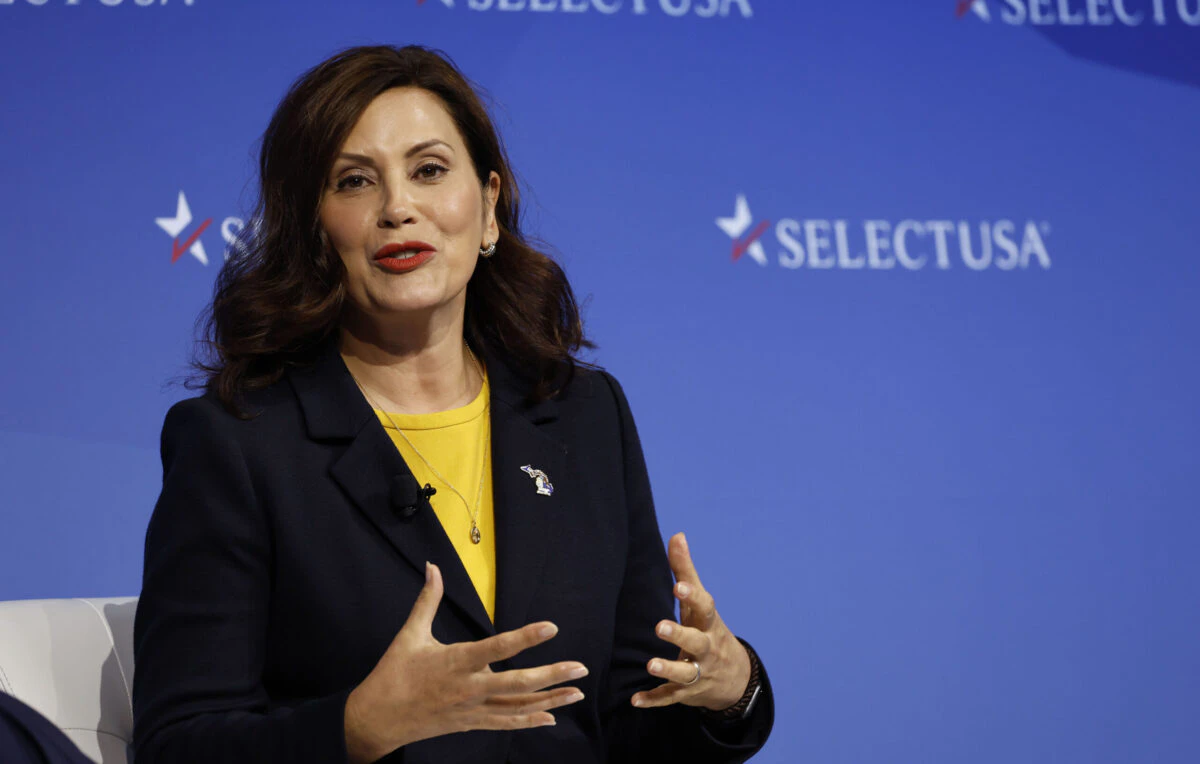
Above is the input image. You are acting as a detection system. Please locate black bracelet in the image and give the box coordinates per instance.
[700,638,762,724]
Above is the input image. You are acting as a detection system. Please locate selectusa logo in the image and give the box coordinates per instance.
[155,191,244,267]
[717,195,1053,272]
[956,0,1200,25]
[716,195,771,266]
[418,0,753,18]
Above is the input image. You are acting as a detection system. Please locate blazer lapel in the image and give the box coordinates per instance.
[288,340,496,640]
[484,354,568,637]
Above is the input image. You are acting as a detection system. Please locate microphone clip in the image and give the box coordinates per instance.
[418,483,437,505]
[391,475,436,520]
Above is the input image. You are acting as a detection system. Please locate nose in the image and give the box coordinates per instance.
[378,183,417,229]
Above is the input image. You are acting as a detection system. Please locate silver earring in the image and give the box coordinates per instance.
[479,241,497,258]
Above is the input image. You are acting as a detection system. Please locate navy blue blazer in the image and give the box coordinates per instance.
[132,340,774,763]
[0,693,95,764]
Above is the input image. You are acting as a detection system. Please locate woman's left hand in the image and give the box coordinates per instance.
[631,532,752,712]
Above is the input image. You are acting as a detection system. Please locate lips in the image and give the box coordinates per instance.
[374,241,436,260]
[374,241,436,274]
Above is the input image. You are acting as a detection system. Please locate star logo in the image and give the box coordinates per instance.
[716,194,770,266]
[955,0,990,20]
[155,191,212,265]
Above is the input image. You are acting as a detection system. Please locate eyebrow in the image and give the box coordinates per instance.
[335,139,454,165]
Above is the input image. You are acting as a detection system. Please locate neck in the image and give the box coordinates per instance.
[338,309,482,415]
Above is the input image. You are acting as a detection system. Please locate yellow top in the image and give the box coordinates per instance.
[373,371,496,623]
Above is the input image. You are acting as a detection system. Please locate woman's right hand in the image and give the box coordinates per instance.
[343,562,588,763]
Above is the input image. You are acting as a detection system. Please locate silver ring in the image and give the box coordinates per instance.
[479,241,496,258]
[680,657,702,686]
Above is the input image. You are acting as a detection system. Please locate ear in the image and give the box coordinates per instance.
[482,171,501,246]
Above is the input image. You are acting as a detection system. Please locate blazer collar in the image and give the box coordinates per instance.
[287,338,566,640]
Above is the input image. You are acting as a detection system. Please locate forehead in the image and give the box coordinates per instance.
[339,87,464,154]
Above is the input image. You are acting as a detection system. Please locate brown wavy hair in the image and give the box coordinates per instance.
[192,45,592,418]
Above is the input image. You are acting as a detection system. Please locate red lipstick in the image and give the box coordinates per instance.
[374,241,436,273]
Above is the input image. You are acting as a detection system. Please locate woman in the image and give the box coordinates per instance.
[132,45,774,764]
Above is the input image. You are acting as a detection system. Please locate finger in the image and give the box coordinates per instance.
[668,534,716,630]
[463,621,561,668]
[485,661,589,697]
[403,561,444,635]
[646,657,703,686]
[675,579,717,630]
[470,711,558,731]
[485,686,585,715]
[631,682,692,709]
[668,532,705,589]
[655,620,712,658]
[667,534,695,625]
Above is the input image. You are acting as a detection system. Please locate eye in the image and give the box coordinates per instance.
[335,173,370,191]
[415,162,448,180]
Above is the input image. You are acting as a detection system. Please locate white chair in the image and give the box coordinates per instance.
[0,598,137,764]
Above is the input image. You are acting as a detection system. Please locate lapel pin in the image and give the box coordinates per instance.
[520,465,554,496]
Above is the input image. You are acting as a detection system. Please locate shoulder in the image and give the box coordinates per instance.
[153,379,315,514]
[158,378,306,451]
[534,362,636,421]
[522,363,646,461]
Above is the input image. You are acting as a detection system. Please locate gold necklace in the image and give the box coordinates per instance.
[350,343,490,544]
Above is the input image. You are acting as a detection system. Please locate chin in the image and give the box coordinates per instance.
[373,297,442,315]
[374,288,459,316]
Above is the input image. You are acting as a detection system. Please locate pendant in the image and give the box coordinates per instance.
[470,523,481,544]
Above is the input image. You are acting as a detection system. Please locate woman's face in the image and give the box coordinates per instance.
[319,87,499,331]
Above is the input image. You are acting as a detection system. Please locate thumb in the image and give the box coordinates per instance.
[403,561,444,636]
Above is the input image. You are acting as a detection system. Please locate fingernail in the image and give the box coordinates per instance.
[681,534,689,552]
[658,622,674,637]
[568,691,584,703]
[677,582,691,598]
[568,665,588,679]
[542,716,557,727]
[539,623,558,639]
[649,660,663,674]
[632,697,644,708]
[425,561,431,583]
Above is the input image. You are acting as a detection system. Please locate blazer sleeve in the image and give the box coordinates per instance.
[597,372,774,764]
[131,397,354,764]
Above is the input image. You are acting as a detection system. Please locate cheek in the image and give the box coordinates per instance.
[436,186,482,233]
[321,202,371,253]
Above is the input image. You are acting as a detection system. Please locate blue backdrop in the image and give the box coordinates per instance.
[2,2,1198,762]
